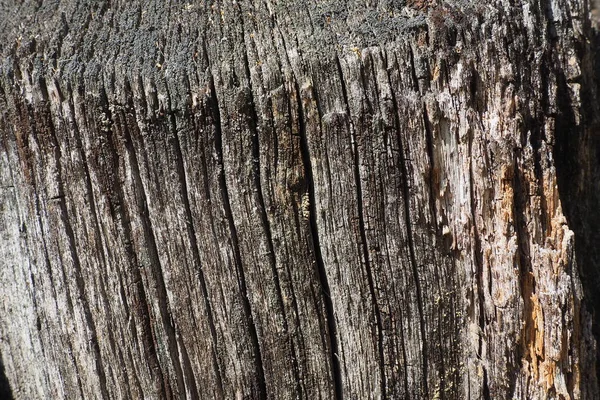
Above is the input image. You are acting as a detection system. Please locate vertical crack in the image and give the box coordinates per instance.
[207,74,267,400]
[386,56,429,398]
[1,90,53,398]
[104,84,185,398]
[422,107,439,231]
[272,14,341,397]
[423,106,451,396]
[335,55,387,399]
[237,26,303,394]
[293,76,343,400]
[396,307,411,396]
[0,96,19,400]
[467,124,486,360]
[0,352,12,400]
[95,86,170,399]
[38,82,110,399]
[513,150,539,394]
[66,81,127,397]
[483,366,491,400]
[54,172,109,400]
[554,58,600,388]
[408,46,420,93]
[167,76,223,399]
[166,90,219,399]
[31,147,86,400]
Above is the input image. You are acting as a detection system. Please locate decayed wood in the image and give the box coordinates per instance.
[1,0,599,399]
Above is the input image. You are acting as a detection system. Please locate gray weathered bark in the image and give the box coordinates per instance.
[1,0,600,399]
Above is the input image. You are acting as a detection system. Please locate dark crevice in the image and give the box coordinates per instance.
[279,82,312,395]
[554,62,600,385]
[0,352,13,400]
[113,348,133,399]
[117,207,169,399]
[408,45,420,92]
[335,55,387,399]
[207,73,267,400]
[523,107,549,236]
[123,333,145,398]
[387,54,429,398]
[482,367,491,400]
[293,76,343,400]
[281,260,307,395]
[19,90,63,309]
[168,118,221,399]
[248,97,304,399]
[161,70,223,399]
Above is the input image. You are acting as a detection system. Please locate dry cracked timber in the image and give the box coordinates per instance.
[1,0,600,399]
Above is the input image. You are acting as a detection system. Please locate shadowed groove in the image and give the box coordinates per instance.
[236,12,304,393]
[334,55,387,399]
[293,75,343,400]
[0,352,12,400]
[386,53,429,398]
[168,109,220,399]
[207,72,267,400]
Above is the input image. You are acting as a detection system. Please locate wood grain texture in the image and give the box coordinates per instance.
[1,0,599,398]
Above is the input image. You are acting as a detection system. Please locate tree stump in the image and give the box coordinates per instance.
[1,0,599,398]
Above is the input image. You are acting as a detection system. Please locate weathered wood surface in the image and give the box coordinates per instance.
[1,0,599,399]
